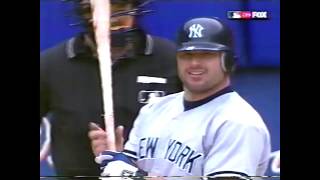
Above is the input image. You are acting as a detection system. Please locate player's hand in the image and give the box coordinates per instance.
[88,122,124,156]
[95,150,147,180]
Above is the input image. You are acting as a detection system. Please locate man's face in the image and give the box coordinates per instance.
[110,3,134,31]
[177,51,228,97]
[77,0,134,31]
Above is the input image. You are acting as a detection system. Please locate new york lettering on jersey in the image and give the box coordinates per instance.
[137,137,203,174]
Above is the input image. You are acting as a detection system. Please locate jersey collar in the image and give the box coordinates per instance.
[183,86,234,111]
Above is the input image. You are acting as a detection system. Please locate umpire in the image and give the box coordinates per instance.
[40,0,182,179]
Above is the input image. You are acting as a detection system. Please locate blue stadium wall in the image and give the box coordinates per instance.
[40,0,280,178]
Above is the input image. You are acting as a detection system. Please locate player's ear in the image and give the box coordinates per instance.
[220,52,236,74]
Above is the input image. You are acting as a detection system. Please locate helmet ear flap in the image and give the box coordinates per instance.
[220,52,235,73]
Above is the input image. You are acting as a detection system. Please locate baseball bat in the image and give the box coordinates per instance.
[90,0,116,151]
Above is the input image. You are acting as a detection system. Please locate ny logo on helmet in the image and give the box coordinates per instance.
[188,24,204,38]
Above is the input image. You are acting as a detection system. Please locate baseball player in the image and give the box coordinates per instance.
[90,17,271,179]
[40,0,182,179]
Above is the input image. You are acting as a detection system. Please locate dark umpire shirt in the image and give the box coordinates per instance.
[40,33,182,178]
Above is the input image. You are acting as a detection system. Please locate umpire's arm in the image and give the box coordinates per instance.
[40,53,50,122]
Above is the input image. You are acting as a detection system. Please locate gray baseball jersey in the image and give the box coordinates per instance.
[124,91,271,179]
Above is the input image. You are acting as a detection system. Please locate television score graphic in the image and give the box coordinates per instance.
[228,11,268,20]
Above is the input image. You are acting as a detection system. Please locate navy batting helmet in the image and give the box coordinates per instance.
[176,17,236,72]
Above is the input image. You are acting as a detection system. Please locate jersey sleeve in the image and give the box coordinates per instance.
[203,120,270,179]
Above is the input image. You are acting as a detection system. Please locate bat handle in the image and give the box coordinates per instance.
[102,114,117,151]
